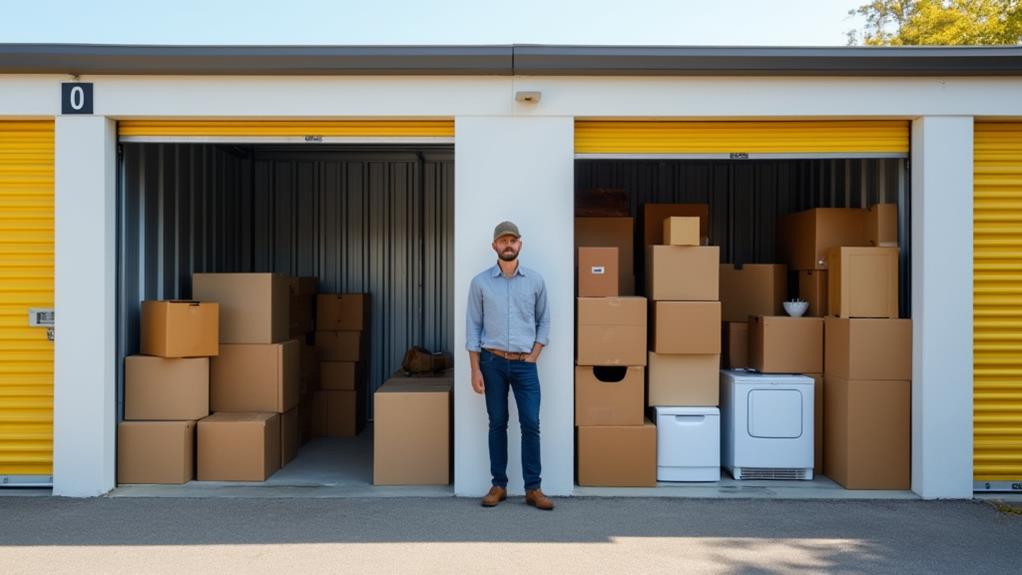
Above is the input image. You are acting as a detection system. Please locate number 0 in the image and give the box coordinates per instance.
[70,86,85,111]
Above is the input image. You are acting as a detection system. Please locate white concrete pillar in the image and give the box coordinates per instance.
[453,116,575,497]
[910,116,974,499]
[53,116,117,497]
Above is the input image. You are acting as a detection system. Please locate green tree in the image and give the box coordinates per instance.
[848,0,1022,45]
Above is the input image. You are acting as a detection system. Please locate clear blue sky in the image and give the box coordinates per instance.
[1,0,868,46]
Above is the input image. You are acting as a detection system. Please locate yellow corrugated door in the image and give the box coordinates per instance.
[118,119,454,141]
[974,121,1022,490]
[0,120,54,484]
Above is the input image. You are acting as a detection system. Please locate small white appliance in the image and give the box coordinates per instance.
[720,369,814,480]
[654,406,721,482]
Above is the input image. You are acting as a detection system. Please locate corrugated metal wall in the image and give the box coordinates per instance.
[117,144,454,418]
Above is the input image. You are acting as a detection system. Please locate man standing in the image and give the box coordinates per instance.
[466,221,554,510]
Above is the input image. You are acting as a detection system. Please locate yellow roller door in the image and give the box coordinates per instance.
[575,120,910,156]
[118,119,454,142]
[975,121,1022,489]
[0,120,54,484]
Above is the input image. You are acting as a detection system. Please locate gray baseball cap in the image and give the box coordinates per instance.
[493,221,521,241]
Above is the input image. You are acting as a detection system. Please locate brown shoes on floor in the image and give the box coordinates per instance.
[481,485,507,507]
[525,489,555,511]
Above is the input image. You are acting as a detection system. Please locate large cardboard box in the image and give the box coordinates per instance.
[663,217,700,246]
[211,341,300,413]
[824,377,910,490]
[197,412,281,482]
[280,407,299,466]
[575,366,644,426]
[825,318,912,380]
[798,270,829,317]
[577,247,619,297]
[140,300,219,358]
[577,420,657,487]
[317,293,370,332]
[124,356,210,421]
[828,247,900,319]
[373,373,452,485]
[642,203,710,248]
[651,301,721,355]
[192,273,290,344]
[576,297,647,366]
[809,373,823,476]
[313,389,364,437]
[722,322,749,370]
[867,203,898,247]
[647,352,720,406]
[778,208,868,271]
[320,361,362,391]
[315,330,365,362]
[719,264,786,322]
[117,421,195,484]
[646,245,719,301]
[749,316,824,374]
[575,217,635,296]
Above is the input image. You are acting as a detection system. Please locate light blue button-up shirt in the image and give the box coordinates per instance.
[466,263,550,354]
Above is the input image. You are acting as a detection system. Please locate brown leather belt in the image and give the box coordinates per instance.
[485,348,530,361]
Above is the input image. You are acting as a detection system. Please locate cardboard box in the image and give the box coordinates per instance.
[824,377,910,490]
[651,301,721,355]
[643,203,710,248]
[647,352,720,407]
[825,318,912,380]
[313,390,364,437]
[576,187,629,217]
[211,340,300,413]
[575,366,644,426]
[798,270,829,317]
[315,330,365,362]
[192,273,290,344]
[646,245,719,301]
[575,217,635,296]
[719,264,786,322]
[317,293,370,332]
[117,421,195,484]
[373,375,452,485]
[828,247,900,319]
[280,407,299,466]
[140,300,219,358]
[663,217,700,246]
[577,420,657,487]
[320,361,362,391]
[809,373,823,476]
[295,276,318,296]
[749,316,824,374]
[577,247,619,297]
[867,203,898,247]
[289,294,314,337]
[778,208,868,271]
[576,297,647,366]
[197,412,281,482]
[124,356,210,421]
[722,322,749,370]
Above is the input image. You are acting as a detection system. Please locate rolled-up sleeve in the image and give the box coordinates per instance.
[534,280,550,347]
[466,277,484,352]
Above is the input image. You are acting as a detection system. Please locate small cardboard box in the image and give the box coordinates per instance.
[576,297,647,366]
[778,208,868,271]
[828,247,900,319]
[575,217,635,296]
[211,341,300,413]
[192,273,291,344]
[197,412,281,482]
[575,366,644,426]
[140,300,219,358]
[651,301,721,355]
[577,247,619,297]
[280,407,299,466]
[643,203,710,249]
[867,203,898,247]
[646,245,720,301]
[722,321,749,370]
[647,352,720,407]
[315,330,365,362]
[373,374,452,485]
[825,377,910,490]
[663,217,700,246]
[317,293,370,332]
[825,318,912,380]
[798,270,829,317]
[320,361,362,391]
[117,421,195,484]
[313,389,364,437]
[749,316,824,374]
[719,264,787,322]
[124,356,210,421]
[577,420,657,487]
[809,373,823,476]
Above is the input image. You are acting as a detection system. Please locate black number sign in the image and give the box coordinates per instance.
[61,83,94,115]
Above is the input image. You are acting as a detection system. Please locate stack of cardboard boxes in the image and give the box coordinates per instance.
[314,293,370,437]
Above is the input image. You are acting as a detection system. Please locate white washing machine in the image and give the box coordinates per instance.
[720,369,814,480]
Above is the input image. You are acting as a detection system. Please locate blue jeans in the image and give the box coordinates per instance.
[479,349,542,491]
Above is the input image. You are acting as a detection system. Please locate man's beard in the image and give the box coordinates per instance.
[499,248,519,262]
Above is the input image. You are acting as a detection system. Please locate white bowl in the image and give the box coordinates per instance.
[783,301,809,317]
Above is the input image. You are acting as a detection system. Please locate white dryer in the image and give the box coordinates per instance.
[720,369,814,480]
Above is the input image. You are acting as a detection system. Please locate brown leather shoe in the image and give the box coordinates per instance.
[481,486,507,507]
[525,489,555,510]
